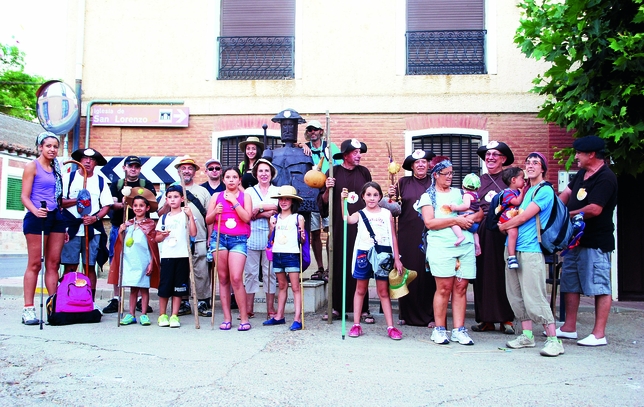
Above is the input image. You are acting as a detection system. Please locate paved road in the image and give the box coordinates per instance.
[1,296,642,406]
[0,256,27,278]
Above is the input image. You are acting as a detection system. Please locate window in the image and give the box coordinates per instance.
[6,177,24,211]
[412,133,482,185]
[218,136,283,168]
[406,0,486,75]
[218,0,295,80]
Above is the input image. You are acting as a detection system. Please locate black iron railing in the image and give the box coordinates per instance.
[406,30,487,75]
[412,134,482,184]
[218,36,295,80]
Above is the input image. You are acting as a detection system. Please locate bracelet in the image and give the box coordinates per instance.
[232,203,240,209]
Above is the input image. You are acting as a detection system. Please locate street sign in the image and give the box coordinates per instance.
[91,105,189,127]
[98,156,182,184]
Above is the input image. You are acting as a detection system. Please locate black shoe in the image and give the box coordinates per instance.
[102,299,119,314]
[135,298,153,313]
[197,301,212,317]
[177,300,192,316]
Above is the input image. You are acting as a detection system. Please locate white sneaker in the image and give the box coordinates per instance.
[506,334,536,349]
[542,327,578,339]
[22,306,39,325]
[450,327,474,345]
[577,334,607,346]
[430,327,450,345]
[540,337,565,357]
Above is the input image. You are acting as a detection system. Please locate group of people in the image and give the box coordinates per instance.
[21,129,617,353]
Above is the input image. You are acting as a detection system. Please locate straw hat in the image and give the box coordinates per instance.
[251,158,278,180]
[122,186,158,213]
[174,155,200,171]
[239,136,264,152]
[270,185,302,201]
[388,268,417,299]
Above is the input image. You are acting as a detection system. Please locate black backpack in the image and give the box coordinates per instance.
[485,190,506,231]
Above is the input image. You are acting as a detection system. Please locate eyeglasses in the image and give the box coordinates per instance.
[485,152,503,158]
[207,166,221,171]
[525,160,542,167]
[306,127,318,132]
[438,171,453,176]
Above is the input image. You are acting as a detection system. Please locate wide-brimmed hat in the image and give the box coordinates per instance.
[71,148,107,166]
[270,185,302,201]
[476,141,514,166]
[239,136,264,152]
[251,158,278,180]
[122,186,158,213]
[332,139,368,160]
[388,268,417,299]
[174,155,200,171]
[402,149,436,171]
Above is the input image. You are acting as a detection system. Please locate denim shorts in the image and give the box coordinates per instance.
[560,246,612,296]
[352,249,388,281]
[272,252,301,273]
[208,232,247,260]
[23,210,66,235]
[109,226,119,261]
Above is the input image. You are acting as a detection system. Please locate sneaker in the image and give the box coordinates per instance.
[21,306,39,325]
[507,256,519,269]
[197,301,212,317]
[158,314,170,327]
[542,327,578,339]
[577,334,607,347]
[169,315,181,328]
[120,314,136,325]
[502,321,515,335]
[430,327,450,345]
[506,334,536,349]
[263,317,286,326]
[349,324,363,338]
[139,315,151,326]
[387,326,403,340]
[177,300,191,316]
[136,299,153,313]
[451,327,474,345]
[540,337,565,356]
[102,298,119,314]
[289,321,302,331]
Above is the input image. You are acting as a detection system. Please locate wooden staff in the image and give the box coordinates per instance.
[178,177,200,329]
[117,198,128,327]
[210,214,221,329]
[325,110,335,324]
[299,220,305,330]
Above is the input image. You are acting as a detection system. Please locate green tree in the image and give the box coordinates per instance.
[0,43,44,121]
[515,0,644,176]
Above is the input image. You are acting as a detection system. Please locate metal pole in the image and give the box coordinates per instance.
[325,110,334,324]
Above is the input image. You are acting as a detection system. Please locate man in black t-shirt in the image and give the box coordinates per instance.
[200,158,225,196]
[103,156,157,314]
[558,136,617,347]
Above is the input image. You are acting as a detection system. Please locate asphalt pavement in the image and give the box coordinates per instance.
[1,294,642,406]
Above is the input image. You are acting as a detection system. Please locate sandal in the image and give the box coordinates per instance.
[310,268,324,280]
[322,270,329,282]
[322,310,342,321]
[470,322,495,332]
[361,313,375,324]
[219,321,232,331]
[238,322,252,331]
[427,321,436,329]
[237,312,255,320]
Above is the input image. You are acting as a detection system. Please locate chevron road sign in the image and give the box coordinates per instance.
[98,156,182,184]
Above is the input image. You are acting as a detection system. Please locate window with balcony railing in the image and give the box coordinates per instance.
[406,0,486,75]
[218,0,295,80]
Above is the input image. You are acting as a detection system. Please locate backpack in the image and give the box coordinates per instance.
[485,190,507,231]
[116,178,146,191]
[532,181,574,255]
[46,272,102,325]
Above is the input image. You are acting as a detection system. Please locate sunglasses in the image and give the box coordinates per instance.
[208,166,221,171]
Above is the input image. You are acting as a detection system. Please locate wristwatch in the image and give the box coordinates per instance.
[259,203,264,213]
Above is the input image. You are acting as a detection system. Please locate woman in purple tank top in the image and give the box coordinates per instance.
[19,132,66,325]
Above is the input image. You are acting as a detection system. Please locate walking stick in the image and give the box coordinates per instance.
[299,222,305,330]
[341,191,348,339]
[39,201,47,330]
[325,110,335,324]
[117,199,128,327]
[179,177,200,329]
[210,214,221,329]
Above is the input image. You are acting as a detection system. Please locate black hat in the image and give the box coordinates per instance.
[573,135,605,153]
[271,108,306,124]
[124,155,142,166]
[71,148,107,166]
[476,141,514,166]
[333,139,368,160]
[402,150,436,171]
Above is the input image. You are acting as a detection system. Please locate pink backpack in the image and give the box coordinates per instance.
[55,272,94,313]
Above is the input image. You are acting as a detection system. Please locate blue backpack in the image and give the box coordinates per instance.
[532,181,574,255]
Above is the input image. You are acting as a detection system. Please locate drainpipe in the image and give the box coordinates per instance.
[84,100,184,149]
[72,0,86,157]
